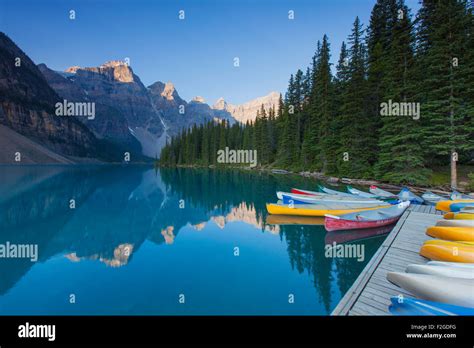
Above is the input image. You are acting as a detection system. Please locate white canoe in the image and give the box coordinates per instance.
[436,219,474,228]
[406,264,474,279]
[387,272,474,308]
[276,192,388,206]
[427,261,474,269]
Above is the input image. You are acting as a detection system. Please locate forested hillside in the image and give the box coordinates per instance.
[160,0,474,185]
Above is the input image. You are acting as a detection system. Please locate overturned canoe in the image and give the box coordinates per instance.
[266,203,391,217]
[406,263,474,279]
[324,201,410,231]
[387,272,474,308]
[436,199,474,212]
[436,219,474,228]
[420,240,474,263]
[444,212,474,220]
[389,297,474,316]
[426,226,474,242]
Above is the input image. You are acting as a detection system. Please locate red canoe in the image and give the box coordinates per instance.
[324,201,410,232]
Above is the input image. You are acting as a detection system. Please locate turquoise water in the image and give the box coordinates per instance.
[0,166,389,315]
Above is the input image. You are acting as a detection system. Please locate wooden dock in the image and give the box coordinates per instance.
[331,204,443,315]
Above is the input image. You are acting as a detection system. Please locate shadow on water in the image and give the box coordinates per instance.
[0,166,389,314]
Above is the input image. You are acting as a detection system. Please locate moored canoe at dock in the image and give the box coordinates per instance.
[369,185,398,199]
[421,191,446,205]
[277,191,388,206]
[398,187,424,204]
[324,201,410,231]
[266,202,392,217]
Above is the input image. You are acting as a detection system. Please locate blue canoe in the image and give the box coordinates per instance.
[398,187,424,205]
[389,297,474,316]
[449,202,474,212]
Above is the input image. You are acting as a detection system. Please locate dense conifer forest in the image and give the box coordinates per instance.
[160,0,473,185]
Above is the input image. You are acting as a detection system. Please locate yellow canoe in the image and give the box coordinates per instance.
[265,203,390,217]
[436,199,474,212]
[444,212,474,220]
[420,240,474,263]
[265,215,325,225]
[426,226,474,242]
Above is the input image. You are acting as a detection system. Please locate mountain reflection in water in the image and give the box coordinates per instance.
[0,166,388,315]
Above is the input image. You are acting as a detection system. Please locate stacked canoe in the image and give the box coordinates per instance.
[387,206,474,315]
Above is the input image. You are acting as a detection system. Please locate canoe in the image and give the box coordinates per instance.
[324,224,393,244]
[426,226,474,242]
[389,297,474,316]
[444,212,474,220]
[398,187,424,204]
[422,191,446,205]
[291,188,327,196]
[324,201,410,231]
[278,192,387,206]
[436,199,474,212]
[406,263,474,279]
[346,185,379,198]
[369,185,398,199]
[265,203,391,217]
[318,185,357,198]
[450,202,474,212]
[265,215,324,225]
[436,219,474,228]
[420,240,474,263]
[427,261,474,269]
[451,191,474,200]
[386,272,474,307]
[298,186,399,204]
[424,239,474,246]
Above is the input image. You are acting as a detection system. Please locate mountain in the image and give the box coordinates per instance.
[38,63,143,158]
[0,32,281,162]
[60,61,166,158]
[148,82,234,136]
[0,32,98,162]
[149,81,280,136]
[212,91,281,123]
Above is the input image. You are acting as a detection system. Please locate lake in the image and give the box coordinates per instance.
[0,166,391,315]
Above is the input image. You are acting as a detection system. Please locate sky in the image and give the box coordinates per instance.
[0,0,421,105]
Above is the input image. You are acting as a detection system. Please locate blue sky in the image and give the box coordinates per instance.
[0,0,421,104]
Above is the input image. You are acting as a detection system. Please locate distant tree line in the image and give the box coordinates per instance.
[160,0,474,185]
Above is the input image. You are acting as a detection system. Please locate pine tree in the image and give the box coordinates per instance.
[338,17,372,178]
[415,0,473,187]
